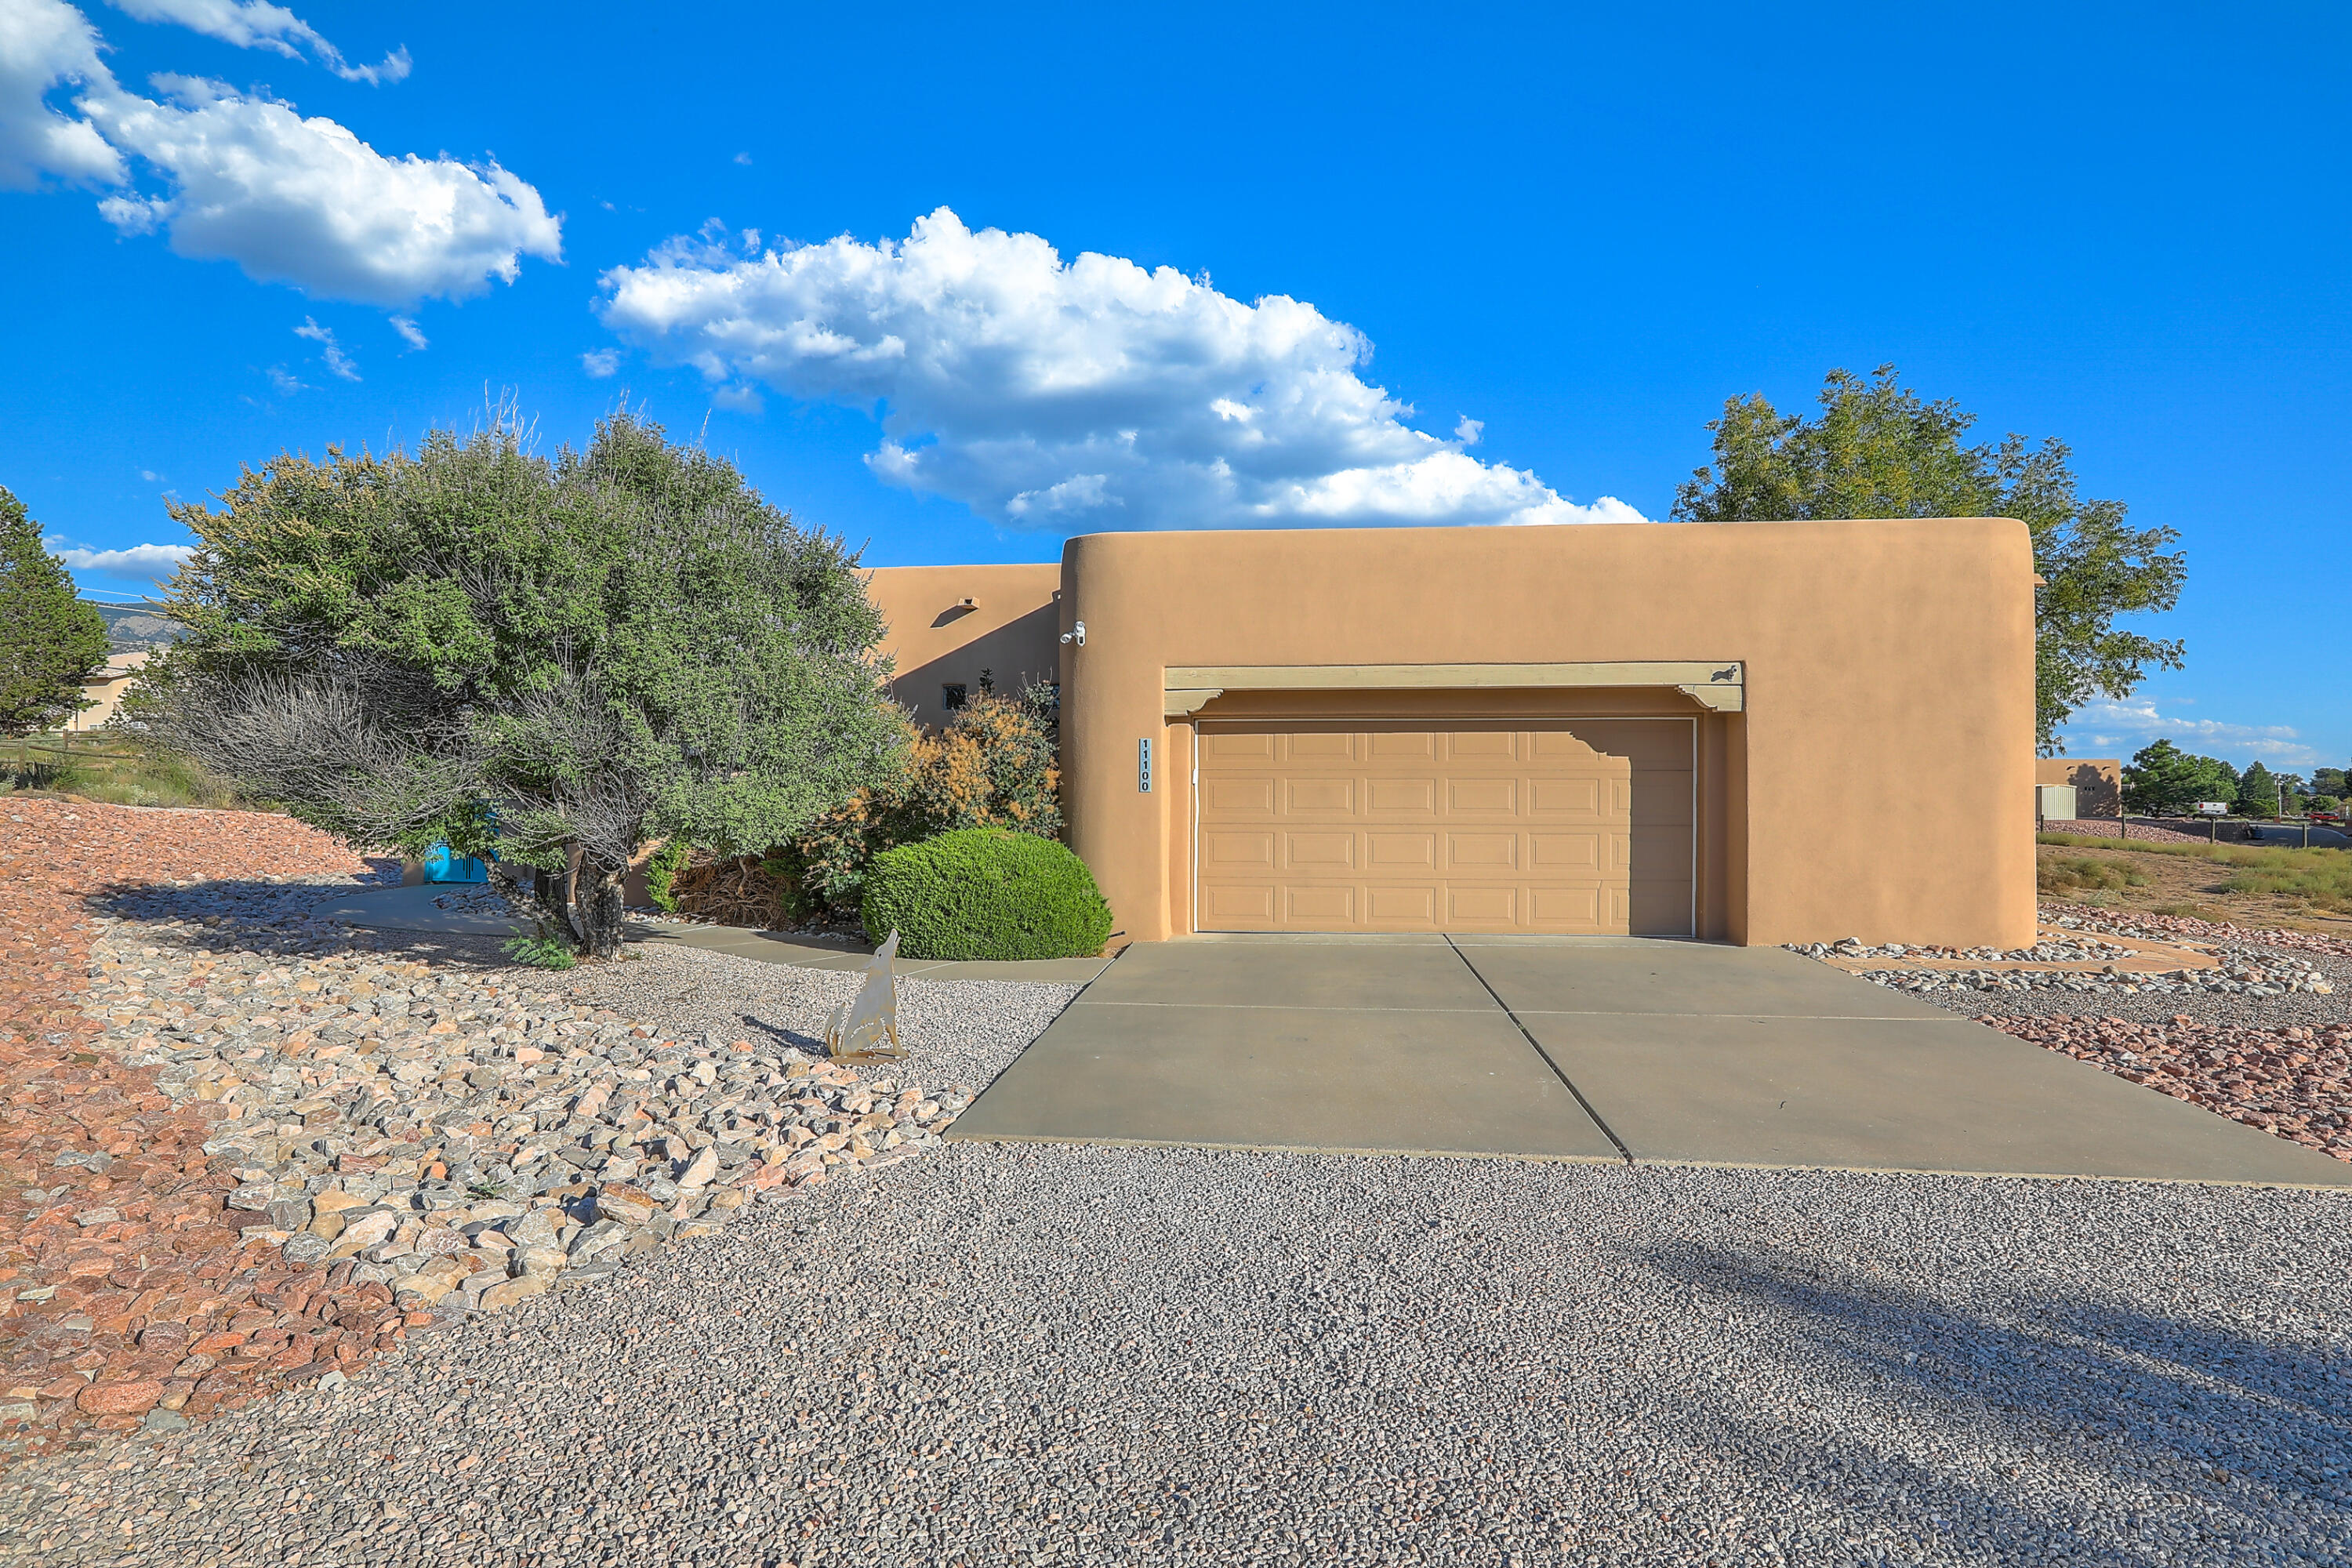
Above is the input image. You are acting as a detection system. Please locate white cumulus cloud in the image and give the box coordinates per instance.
[595,208,1646,532]
[2061,699,2320,769]
[82,73,561,307]
[49,539,194,579]
[0,0,126,187]
[580,347,619,378]
[107,0,410,84]
[0,2,559,306]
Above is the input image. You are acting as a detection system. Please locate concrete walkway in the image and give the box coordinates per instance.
[948,934,2352,1185]
[310,884,1114,985]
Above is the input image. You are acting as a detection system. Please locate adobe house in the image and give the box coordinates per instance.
[66,650,151,733]
[864,517,2038,949]
[2035,757,2122,818]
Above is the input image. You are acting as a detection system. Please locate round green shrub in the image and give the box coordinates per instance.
[861,828,1112,961]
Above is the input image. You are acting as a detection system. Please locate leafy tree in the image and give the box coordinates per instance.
[2120,739,2238,815]
[151,412,902,957]
[2235,760,2279,818]
[0,485,109,737]
[2314,767,2349,799]
[1673,365,2187,750]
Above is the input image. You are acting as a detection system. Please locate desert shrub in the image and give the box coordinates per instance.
[644,838,691,913]
[503,934,577,971]
[2035,855,2147,896]
[861,828,1112,961]
[764,684,1061,915]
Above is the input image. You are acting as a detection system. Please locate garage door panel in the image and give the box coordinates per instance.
[1284,832,1356,869]
[1629,881,1690,936]
[1285,732,1358,760]
[1446,832,1519,869]
[1631,768,1694,826]
[1446,731,1522,760]
[1204,830,1276,869]
[1196,722,1693,936]
[1629,825,1693,876]
[1204,884,1277,921]
[1568,721,1691,769]
[1287,779,1355,813]
[1204,778,1276,815]
[1448,778,1519,814]
[1530,777,1607,817]
[1448,886,1518,923]
[1366,885,1438,923]
[1530,831,1607,870]
[1367,778,1438,815]
[1284,885,1357,923]
[1368,833,1439,868]
[1368,731,1439,760]
[1530,885,1603,927]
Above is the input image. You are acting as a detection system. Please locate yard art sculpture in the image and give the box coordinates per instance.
[823,929,905,1059]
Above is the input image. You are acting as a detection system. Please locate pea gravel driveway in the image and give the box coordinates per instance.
[4,1136,2347,1567]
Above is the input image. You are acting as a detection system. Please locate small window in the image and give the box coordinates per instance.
[941,682,968,712]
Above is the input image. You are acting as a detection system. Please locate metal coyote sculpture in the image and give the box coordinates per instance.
[823,929,905,1059]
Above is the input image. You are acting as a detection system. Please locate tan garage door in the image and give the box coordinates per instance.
[1194,720,1693,935]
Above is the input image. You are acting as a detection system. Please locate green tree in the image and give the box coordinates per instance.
[2236,760,2279,818]
[1673,365,2187,750]
[0,485,109,737]
[2314,767,2348,798]
[151,412,902,957]
[2120,739,2238,815]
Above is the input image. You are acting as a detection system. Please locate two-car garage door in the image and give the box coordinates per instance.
[1194,720,1693,936]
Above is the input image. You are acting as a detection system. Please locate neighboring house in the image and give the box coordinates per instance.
[863,517,2037,949]
[65,651,151,733]
[2035,757,2120,818]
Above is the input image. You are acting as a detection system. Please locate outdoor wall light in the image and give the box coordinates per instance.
[1060,620,1086,647]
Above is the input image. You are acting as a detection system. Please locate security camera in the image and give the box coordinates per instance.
[1059,620,1085,647]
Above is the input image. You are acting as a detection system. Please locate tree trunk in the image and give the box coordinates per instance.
[578,857,627,960]
[488,852,590,953]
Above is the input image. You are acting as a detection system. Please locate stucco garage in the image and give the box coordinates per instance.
[863,516,2040,949]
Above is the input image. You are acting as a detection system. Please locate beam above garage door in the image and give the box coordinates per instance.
[1163,662,1744,719]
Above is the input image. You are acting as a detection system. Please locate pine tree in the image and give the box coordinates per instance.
[0,485,110,738]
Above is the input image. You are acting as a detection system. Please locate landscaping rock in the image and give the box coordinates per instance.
[0,796,1014,1472]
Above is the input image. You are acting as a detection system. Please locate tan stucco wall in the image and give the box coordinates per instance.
[1050,518,2037,949]
[2037,757,2121,818]
[67,651,151,732]
[862,564,1061,725]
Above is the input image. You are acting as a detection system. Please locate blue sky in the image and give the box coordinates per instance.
[3,2,2346,775]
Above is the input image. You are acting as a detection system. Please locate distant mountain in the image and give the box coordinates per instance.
[84,601,182,652]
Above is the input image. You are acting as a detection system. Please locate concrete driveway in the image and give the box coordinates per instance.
[949,935,2352,1185]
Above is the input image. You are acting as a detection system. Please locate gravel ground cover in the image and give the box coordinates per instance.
[1976,1014,2352,1164]
[1791,938,2140,963]
[1800,902,2352,1166]
[2045,905,2352,963]
[2,1149,2346,1567]
[1853,953,2333,1001]
[2042,819,2211,844]
[565,941,1083,1097]
[0,798,1070,1469]
[0,800,387,1461]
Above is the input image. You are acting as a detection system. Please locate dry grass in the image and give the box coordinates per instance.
[2037,855,2151,896]
[2035,833,2352,931]
[0,734,250,810]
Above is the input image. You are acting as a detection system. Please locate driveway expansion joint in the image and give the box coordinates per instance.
[1444,935,1635,1164]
